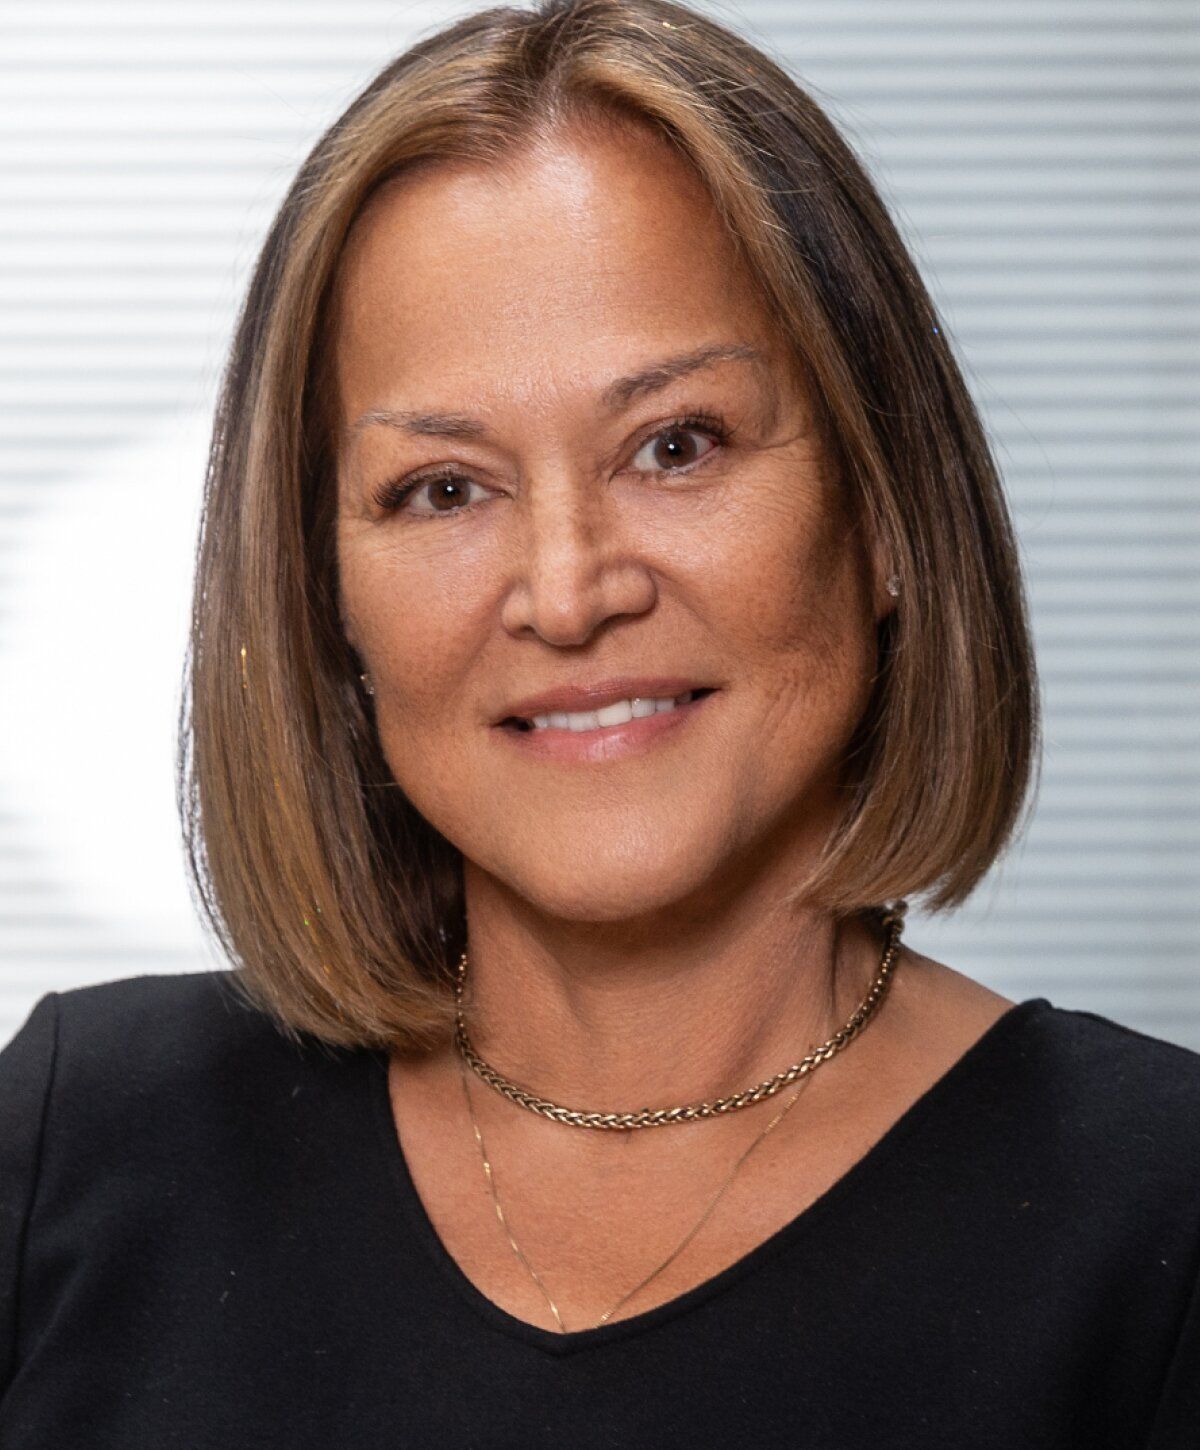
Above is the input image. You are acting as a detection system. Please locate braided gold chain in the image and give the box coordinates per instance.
[452,902,908,1131]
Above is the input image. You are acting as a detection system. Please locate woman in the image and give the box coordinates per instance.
[2,0,1197,1444]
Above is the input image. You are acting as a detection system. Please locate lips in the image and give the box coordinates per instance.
[494,683,718,759]
[494,677,719,726]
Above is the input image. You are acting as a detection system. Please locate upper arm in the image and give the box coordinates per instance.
[0,994,59,1397]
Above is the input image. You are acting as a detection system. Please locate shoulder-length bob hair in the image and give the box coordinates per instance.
[180,0,1041,1054]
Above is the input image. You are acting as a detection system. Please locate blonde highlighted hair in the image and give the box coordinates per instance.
[179,0,1041,1054]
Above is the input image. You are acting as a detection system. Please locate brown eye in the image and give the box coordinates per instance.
[373,472,488,516]
[421,478,476,512]
[628,417,728,477]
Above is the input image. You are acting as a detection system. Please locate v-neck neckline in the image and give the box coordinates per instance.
[366,996,1053,1356]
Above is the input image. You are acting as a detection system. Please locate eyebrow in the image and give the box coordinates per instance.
[349,342,768,442]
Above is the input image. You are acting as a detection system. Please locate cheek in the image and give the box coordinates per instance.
[338,534,488,726]
[700,488,868,659]
[699,493,876,743]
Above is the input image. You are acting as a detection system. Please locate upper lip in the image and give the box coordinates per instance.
[494,677,716,724]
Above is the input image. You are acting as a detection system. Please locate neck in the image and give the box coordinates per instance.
[457,872,891,1116]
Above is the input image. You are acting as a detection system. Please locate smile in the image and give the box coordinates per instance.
[501,688,714,734]
[495,688,719,762]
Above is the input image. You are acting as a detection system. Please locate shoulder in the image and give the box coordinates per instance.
[52,966,286,1056]
[1,970,356,1157]
[1019,998,1200,1126]
[981,998,1200,1236]
[0,971,297,1385]
[900,951,1200,1143]
[893,952,1200,1219]
[0,973,380,1394]
[15,969,310,1092]
[1,970,373,1231]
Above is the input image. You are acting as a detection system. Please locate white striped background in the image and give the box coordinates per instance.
[1,1,1197,1048]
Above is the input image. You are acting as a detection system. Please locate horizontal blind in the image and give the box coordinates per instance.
[1,1,1196,1048]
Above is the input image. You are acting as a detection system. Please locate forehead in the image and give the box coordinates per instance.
[328,128,784,422]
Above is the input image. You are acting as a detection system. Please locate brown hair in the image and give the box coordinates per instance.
[179,0,1041,1054]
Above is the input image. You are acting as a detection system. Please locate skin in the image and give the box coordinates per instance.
[333,120,1014,1331]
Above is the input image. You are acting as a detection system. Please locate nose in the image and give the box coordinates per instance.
[499,472,656,645]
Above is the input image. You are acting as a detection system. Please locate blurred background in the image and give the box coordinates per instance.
[1,1,1197,1050]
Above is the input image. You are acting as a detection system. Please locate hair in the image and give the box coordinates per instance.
[178,0,1042,1055]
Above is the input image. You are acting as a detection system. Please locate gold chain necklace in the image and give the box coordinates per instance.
[452,902,907,1333]
[453,903,908,1130]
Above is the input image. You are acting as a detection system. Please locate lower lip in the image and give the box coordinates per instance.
[492,690,718,763]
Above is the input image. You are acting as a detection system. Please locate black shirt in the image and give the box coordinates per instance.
[1,970,1198,1448]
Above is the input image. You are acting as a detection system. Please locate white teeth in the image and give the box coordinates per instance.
[596,699,633,728]
[527,691,697,732]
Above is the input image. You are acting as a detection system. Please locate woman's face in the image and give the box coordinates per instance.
[334,123,892,925]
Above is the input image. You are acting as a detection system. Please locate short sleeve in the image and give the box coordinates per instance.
[0,994,59,1398]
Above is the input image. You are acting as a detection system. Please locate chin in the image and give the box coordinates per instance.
[484,840,727,927]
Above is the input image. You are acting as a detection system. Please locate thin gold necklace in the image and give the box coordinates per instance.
[452,903,907,1333]
[457,1047,816,1333]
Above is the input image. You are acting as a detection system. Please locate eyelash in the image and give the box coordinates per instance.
[370,410,733,518]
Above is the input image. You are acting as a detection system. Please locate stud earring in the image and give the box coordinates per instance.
[360,672,375,697]
[885,575,901,598]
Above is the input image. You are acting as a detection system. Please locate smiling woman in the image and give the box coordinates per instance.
[1,0,1198,1446]
[195,10,1046,1053]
